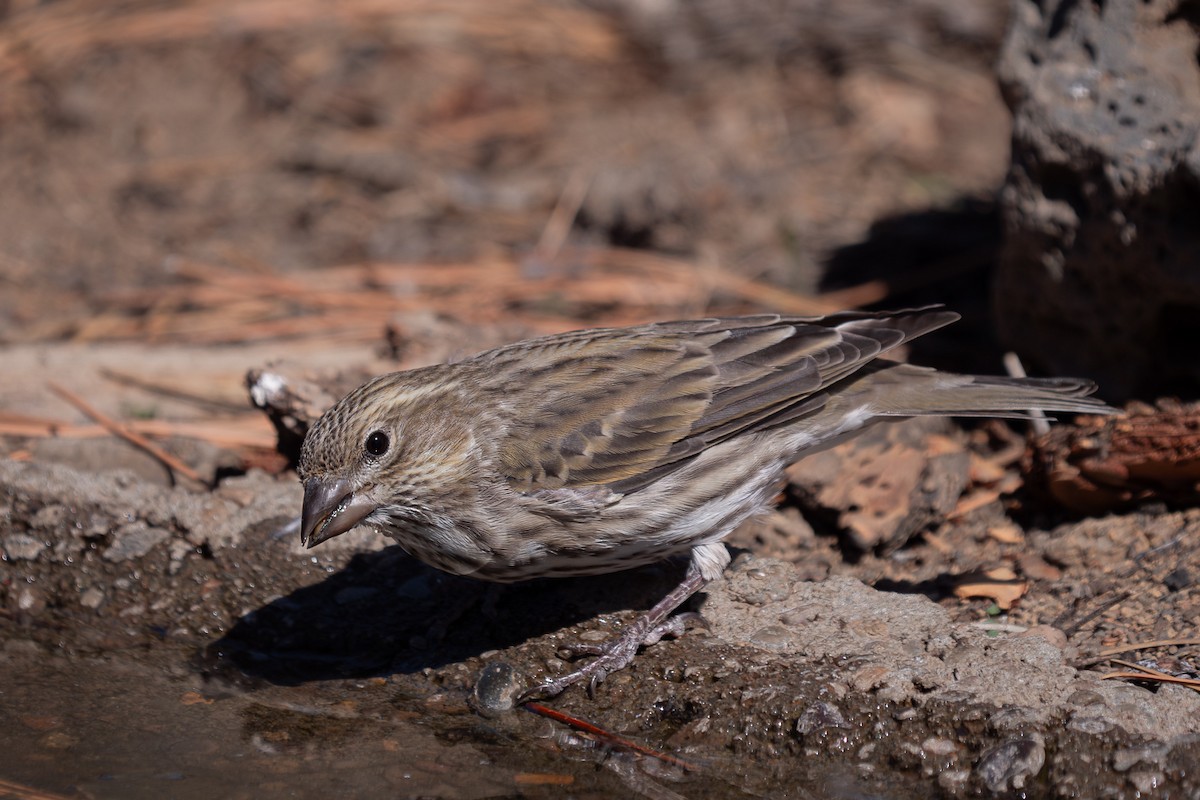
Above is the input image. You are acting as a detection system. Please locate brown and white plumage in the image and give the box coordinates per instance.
[297,306,1112,697]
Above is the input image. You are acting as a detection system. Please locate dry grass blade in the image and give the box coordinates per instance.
[1099,638,1200,657]
[45,246,893,349]
[0,0,620,85]
[532,168,593,264]
[1057,590,1132,638]
[0,416,277,450]
[46,381,207,486]
[1101,658,1200,694]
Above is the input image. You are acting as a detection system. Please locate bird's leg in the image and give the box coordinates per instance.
[519,567,710,702]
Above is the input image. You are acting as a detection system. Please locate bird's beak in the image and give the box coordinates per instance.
[300,477,379,548]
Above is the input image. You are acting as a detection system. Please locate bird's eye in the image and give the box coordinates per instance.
[365,430,390,458]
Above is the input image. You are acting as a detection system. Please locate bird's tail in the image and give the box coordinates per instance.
[844,362,1117,419]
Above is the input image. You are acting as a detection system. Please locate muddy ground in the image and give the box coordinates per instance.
[1,1,1198,798]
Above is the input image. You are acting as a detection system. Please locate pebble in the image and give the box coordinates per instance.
[102,523,170,562]
[17,586,45,614]
[975,735,1045,792]
[795,701,847,735]
[921,737,959,757]
[472,661,525,718]
[1067,715,1113,735]
[3,533,46,561]
[1128,770,1165,794]
[30,504,68,529]
[1112,744,1167,772]
[80,587,106,609]
[937,769,971,793]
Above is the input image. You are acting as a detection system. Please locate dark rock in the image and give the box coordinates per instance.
[995,0,1200,400]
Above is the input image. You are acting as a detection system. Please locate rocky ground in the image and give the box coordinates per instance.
[1,1,1198,798]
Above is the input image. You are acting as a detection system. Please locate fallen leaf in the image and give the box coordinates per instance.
[953,567,1028,610]
[987,524,1024,545]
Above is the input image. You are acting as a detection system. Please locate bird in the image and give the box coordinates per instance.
[296,306,1113,700]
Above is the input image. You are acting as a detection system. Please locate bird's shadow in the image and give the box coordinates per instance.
[202,544,686,686]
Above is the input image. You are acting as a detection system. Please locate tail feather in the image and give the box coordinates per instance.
[847,363,1116,419]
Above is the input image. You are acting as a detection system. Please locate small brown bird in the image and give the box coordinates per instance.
[298,307,1111,699]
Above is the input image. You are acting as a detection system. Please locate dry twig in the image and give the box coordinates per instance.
[46,381,208,486]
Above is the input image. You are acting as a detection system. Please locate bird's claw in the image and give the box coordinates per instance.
[518,612,704,704]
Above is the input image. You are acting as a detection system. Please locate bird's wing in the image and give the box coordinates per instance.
[483,307,958,497]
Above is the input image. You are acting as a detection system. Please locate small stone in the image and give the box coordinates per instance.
[472,661,526,718]
[975,735,1045,792]
[1164,567,1191,592]
[1112,744,1167,772]
[80,588,105,609]
[922,737,959,757]
[2,533,46,561]
[17,587,45,615]
[102,523,170,562]
[937,769,971,793]
[167,540,193,575]
[1128,770,1165,794]
[1067,716,1113,735]
[30,505,68,530]
[796,701,847,735]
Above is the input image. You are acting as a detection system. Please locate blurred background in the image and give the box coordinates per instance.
[0,0,1017,390]
[3,0,1195,413]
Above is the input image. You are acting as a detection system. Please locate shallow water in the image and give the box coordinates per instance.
[1,643,910,800]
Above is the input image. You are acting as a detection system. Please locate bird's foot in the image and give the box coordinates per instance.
[518,612,703,703]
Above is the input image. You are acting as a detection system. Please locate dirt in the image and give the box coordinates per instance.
[2,1,1198,799]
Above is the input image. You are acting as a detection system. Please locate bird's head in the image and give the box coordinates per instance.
[297,369,468,549]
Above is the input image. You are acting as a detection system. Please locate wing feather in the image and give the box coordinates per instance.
[482,307,958,500]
